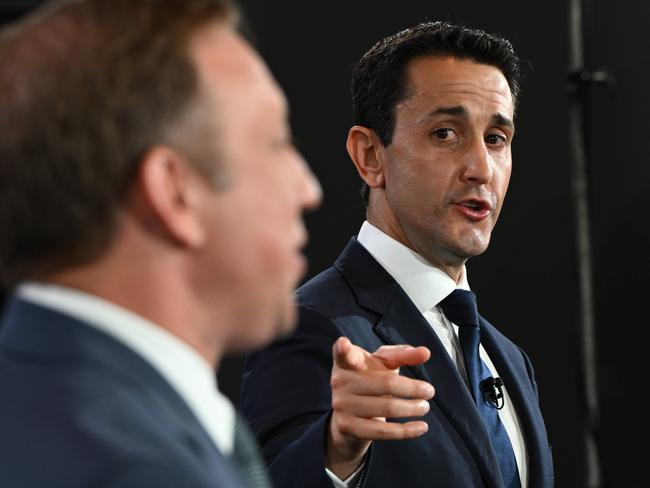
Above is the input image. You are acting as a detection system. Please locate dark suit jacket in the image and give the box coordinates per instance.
[0,296,248,488]
[241,238,554,488]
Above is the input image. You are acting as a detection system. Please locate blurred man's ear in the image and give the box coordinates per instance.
[346,125,386,191]
[133,147,208,249]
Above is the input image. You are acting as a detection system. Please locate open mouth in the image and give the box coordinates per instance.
[460,199,490,212]
[454,198,492,220]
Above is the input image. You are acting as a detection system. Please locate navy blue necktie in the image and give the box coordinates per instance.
[439,289,521,488]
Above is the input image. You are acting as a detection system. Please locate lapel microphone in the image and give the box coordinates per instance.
[480,377,505,410]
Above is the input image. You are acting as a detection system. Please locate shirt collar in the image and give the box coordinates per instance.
[16,281,235,455]
[357,221,470,313]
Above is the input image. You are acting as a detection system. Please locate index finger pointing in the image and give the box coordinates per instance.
[373,345,431,370]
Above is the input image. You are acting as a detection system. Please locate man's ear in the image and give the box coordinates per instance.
[346,125,385,190]
[133,146,207,249]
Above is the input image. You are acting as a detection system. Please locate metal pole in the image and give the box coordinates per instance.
[566,0,610,485]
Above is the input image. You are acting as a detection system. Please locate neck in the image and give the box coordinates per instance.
[42,251,224,368]
[366,208,466,284]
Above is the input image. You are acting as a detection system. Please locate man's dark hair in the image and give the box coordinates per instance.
[0,0,236,287]
[351,21,522,205]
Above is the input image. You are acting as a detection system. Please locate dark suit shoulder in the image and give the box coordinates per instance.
[0,301,242,488]
[0,357,220,487]
[296,265,358,315]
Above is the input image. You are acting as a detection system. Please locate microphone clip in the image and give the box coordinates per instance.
[480,377,505,410]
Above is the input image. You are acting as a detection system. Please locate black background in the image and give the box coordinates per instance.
[2,1,648,486]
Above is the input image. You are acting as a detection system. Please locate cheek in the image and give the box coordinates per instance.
[497,153,512,186]
[212,219,295,328]
[210,187,284,271]
[494,162,512,204]
[240,198,298,283]
[215,157,307,289]
[387,153,439,203]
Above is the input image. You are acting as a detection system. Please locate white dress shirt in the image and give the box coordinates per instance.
[17,282,236,456]
[357,221,529,487]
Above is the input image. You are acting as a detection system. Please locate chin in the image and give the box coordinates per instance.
[225,294,299,354]
[256,300,298,346]
[456,230,492,257]
[466,243,490,257]
[274,301,298,338]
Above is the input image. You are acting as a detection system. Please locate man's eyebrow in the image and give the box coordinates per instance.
[414,106,468,125]
[492,112,514,129]
[416,105,515,129]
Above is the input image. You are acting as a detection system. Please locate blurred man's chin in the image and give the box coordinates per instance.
[228,300,297,352]
[273,300,299,339]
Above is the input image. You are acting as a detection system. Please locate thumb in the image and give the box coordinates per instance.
[332,336,372,371]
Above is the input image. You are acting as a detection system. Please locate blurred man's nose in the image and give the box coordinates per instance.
[298,156,323,212]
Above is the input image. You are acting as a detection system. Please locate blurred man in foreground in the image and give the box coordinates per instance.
[0,1,320,486]
[241,21,553,488]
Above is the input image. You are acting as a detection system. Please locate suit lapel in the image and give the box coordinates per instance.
[335,238,503,487]
[480,317,550,487]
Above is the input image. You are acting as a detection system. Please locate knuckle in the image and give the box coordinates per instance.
[330,372,345,389]
[336,417,353,436]
[384,401,400,419]
[331,396,347,412]
[383,374,399,391]
[376,424,392,440]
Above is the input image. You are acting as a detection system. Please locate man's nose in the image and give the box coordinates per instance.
[460,137,494,185]
[297,156,323,212]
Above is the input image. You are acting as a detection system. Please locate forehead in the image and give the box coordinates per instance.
[189,24,287,122]
[401,56,514,117]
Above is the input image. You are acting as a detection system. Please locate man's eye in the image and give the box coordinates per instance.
[432,128,455,140]
[485,133,506,145]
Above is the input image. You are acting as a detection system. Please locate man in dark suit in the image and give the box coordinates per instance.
[241,22,554,488]
[0,1,321,487]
